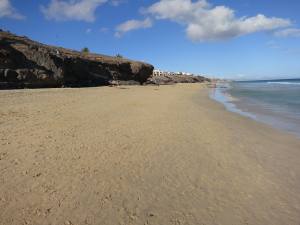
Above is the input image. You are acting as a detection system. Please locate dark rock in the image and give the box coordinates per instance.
[0,69,5,81]
[4,69,18,82]
[0,30,154,89]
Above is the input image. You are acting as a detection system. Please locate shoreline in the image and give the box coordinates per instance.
[210,82,300,139]
[1,84,300,225]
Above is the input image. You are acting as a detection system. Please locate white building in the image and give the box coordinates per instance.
[153,69,194,77]
[153,69,164,76]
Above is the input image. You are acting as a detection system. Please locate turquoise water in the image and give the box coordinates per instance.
[211,79,300,137]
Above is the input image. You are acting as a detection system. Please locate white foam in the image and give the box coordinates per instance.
[267,81,300,85]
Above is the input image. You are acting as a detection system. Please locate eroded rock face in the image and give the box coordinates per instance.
[146,74,210,85]
[0,30,154,89]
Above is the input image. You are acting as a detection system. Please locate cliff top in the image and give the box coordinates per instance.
[0,30,150,66]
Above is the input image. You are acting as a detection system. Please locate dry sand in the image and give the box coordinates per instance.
[0,84,300,225]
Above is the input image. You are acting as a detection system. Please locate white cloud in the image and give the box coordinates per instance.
[146,0,291,42]
[274,28,300,38]
[0,0,24,19]
[41,0,107,22]
[115,18,152,37]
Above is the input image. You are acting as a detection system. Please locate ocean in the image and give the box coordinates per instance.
[210,78,300,137]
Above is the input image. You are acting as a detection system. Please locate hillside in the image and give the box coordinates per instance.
[0,30,154,89]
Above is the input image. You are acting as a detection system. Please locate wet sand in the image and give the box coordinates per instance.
[0,84,300,225]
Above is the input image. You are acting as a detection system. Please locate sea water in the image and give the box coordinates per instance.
[210,79,300,137]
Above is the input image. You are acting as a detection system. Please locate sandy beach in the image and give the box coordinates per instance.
[1,84,300,225]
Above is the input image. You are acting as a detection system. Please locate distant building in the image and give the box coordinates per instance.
[153,69,164,76]
[153,69,195,77]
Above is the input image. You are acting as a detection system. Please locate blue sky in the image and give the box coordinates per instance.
[1,0,300,80]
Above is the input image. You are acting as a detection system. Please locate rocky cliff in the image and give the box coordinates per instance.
[0,30,154,89]
[146,74,210,85]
